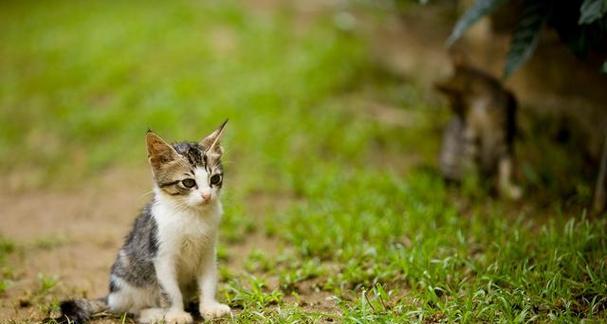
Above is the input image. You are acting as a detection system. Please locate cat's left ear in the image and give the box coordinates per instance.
[201,119,228,158]
[146,131,179,170]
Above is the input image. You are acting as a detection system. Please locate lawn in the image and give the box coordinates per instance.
[0,0,605,322]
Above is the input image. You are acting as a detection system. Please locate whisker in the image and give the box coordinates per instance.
[139,190,155,199]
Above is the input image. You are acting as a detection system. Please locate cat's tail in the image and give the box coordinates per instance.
[44,297,109,324]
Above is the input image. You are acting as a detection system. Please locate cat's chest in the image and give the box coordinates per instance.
[159,216,215,251]
[153,204,219,254]
[176,225,213,260]
[157,215,216,278]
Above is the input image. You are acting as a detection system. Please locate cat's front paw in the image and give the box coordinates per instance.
[164,309,193,324]
[138,308,166,323]
[200,302,231,320]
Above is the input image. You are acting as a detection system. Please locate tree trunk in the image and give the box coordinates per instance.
[593,133,607,214]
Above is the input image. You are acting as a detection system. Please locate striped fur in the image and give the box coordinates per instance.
[436,61,521,199]
[48,121,231,323]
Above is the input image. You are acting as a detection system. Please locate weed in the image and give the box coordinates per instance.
[37,273,58,295]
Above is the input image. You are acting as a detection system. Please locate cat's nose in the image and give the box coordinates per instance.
[201,192,211,203]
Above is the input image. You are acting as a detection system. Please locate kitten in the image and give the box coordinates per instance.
[435,56,522,200]
[50,121,231,324]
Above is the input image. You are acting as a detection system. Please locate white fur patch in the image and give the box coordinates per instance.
[153,189,223,296]
[108,185,225,318]
[107,276,160,314]
[138,308,166,324]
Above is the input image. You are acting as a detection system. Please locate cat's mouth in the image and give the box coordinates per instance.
[197,198,214,207]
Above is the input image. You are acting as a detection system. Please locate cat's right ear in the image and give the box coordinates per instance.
[146,131,177,169]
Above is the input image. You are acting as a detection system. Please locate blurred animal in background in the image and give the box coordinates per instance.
[435,52,521,200]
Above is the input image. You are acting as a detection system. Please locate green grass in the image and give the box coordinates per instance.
[0,237,16,295]
[269,172,607,321]
[0,0,376,187]
[1,0,605,322]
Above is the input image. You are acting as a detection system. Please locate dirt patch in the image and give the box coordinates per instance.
[0,168,149,322]
[0,167,337,322]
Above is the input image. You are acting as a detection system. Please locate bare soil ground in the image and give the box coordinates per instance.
[1,169,143,321]
[0,168,292,323]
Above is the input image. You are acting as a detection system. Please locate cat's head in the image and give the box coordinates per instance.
[146,120,228,209]
[435,48,500,98]
[435,49,473,98]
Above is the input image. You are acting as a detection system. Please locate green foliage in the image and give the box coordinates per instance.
[226,275,283,309]
[0,237,15,295]
[579,0,607,24]
[0,237,15,258]
[0,0,373,187]
[448,0,607,77]
[446,0,508,46]
[37,273,59,295]
[503,1,548,78]
[266,168,607,321]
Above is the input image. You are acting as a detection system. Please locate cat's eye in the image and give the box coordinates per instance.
[181,178,196,188]
[210,174,222,185]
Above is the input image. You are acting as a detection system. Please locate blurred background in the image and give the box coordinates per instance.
[1,0,606,322]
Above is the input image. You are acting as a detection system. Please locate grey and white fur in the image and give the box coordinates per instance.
[49,120,231,324]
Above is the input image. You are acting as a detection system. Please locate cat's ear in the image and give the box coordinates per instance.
[146,131,178,169]
[200,119,228,158]
[434,80,458,96]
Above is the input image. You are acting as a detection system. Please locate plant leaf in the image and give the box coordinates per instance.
[579,0,607,25]
[503,0,550,78]
[446,0,510,46]
[602,60,607,74]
